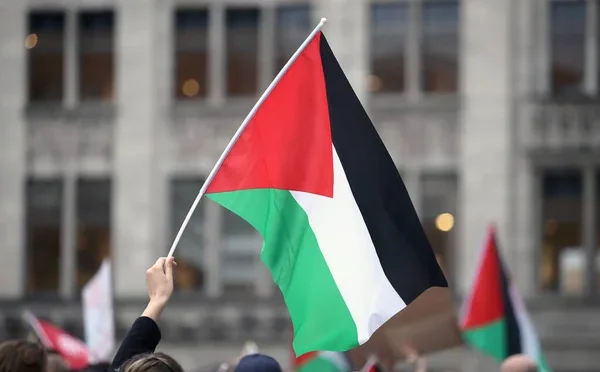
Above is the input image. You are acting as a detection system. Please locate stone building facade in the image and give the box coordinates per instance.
[1,0,600,370]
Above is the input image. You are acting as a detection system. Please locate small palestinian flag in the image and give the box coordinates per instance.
[459,227,551,371]
[361,356,386,372]
[295,351,351,372]
[206,31,447,355]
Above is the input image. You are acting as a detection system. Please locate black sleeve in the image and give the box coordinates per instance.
[110,316,162,371]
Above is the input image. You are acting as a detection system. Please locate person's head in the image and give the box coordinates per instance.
[46,353,68,372]
[85,362,110,372]
[500,354,538,372]
[120,353,184,372]
[234,354,281,372]
[0,339,47,372]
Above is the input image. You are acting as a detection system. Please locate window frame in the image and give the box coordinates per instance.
[541,0,600,98]
[27,10,66,104]
[77,10,116,102]
[24,177,64,299]
[173,7,210,101]
[169,177,209,295]
[533,161,600,300]
[368,0,461,102]
[225,6,262,97]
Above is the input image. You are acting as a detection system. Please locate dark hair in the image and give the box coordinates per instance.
[120,353,184,372]
[46,353,69,372]
[0,339,47,372]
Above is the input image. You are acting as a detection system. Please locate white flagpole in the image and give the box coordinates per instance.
[167,17,328,258]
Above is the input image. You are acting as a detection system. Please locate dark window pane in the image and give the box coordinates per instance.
[226,8,260,96]
[171,179,205,292]
[370,4,407,93]
[540,170,582,294]
[222,208,257,294]
[28,12,65,102]
[275,5,311,72]
[421,174,457,282]
[76,179,111,290]
[26,179,62,294]
[79,11,115,101]
[175,9,209,100]
[551,1,586,96]
[422,1,460,93]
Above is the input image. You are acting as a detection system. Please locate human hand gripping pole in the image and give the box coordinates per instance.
[165,18,328,259]
[142,257,176,321]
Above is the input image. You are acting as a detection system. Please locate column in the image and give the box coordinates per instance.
[113,0,164,298]
[582,164,597,296]
[204,200,223,298]
[406,0,423,102]
[584,0,598,95]
[511,0,538,297]
[0,0,26,298]
[258,4,276,91]
[458,0,514,294]
[152,0,172,259]
[64,7,79,109]
[315,0,369,104]
[536,0,550,94]
[59,7,79,296]
[208,2,226,107]
[59,175,76,299]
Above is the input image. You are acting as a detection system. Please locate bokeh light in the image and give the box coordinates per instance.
[182,79,200,97]
[435,213,454,232]
[25,33,38,49]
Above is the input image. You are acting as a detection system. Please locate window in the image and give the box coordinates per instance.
[370,4,407,93]
[76,179,111,290]
[421,175,457,282]
[550,1,586,96]
[79,11,115,101]
[171,179,206,292]
[422,1,459,93]
[539,170,582,294]
[222,208,258,294]
[226,8,260,96]
[175,9,209,100]
[27,12,65,102]
[26,180,62,294]
[275,5,311,72]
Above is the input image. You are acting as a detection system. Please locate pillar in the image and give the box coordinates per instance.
[459,0,514,295]
[315,0,369,104]
[204,200,223,298]
[208,2,226,107]
[0,1,26,298]
[113,0,167,298]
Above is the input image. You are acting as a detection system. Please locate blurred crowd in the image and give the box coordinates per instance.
[0,257,541,372]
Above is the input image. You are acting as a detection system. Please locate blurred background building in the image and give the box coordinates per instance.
[0,0,599,370]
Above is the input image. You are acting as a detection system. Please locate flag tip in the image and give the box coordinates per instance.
[320,18,327,25]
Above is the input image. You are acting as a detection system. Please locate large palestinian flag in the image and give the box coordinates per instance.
[460,227,551,371]
[205,31,447,355]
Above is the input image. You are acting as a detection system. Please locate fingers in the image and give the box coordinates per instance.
[147,257,167,276]
[164,257,175,281]
[146,257,177,275]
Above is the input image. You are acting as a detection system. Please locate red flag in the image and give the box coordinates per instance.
[24,311,90,370]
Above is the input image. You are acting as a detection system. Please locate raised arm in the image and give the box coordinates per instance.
[110,257,176,370]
